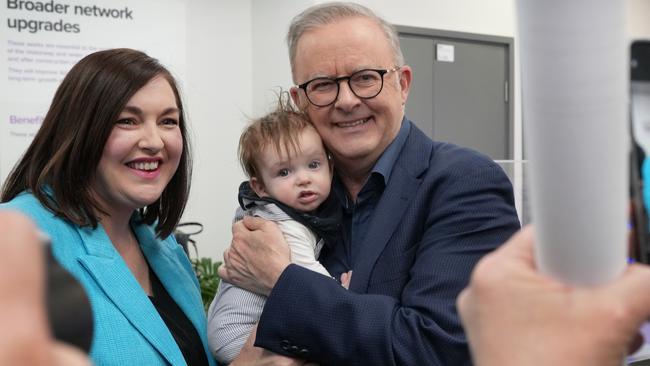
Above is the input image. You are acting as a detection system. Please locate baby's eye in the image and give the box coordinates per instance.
[278,168,290,177]
[308,161,321,169]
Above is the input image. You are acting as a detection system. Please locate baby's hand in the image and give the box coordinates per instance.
[340,270,353,289]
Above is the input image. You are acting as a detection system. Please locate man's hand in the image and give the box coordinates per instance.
[219,216,292,296]
[457,226,650,366]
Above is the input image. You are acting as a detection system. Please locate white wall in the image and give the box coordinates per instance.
[251,0,312,113]
[181,0,251,261]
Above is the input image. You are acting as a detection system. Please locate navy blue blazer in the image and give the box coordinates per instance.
[255,120,520,365]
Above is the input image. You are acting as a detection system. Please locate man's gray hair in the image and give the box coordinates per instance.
[287,2,404,80]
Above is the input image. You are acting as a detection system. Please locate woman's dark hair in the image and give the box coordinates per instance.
[1,48,191,238]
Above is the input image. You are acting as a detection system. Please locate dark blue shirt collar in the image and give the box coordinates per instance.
[332,117,411,204]
[371,117,410,185]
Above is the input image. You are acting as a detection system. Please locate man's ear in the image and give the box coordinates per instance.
[397,65,413,102]
[249,177,268,198]
[290,86,301,105]
[290,86,309,110]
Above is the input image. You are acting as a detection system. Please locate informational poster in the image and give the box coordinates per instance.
[1,0,186,182]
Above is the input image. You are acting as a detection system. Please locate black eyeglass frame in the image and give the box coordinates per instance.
[297,67,401,107]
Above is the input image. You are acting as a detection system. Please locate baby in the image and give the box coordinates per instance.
[207,96,342,364]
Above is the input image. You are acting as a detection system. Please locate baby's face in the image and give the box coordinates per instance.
[251,127,332,212]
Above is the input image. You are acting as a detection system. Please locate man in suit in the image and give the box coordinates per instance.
[219,2,520,365]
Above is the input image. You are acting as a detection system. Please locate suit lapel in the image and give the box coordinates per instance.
[349,124,432,292]
[75,224,187,366]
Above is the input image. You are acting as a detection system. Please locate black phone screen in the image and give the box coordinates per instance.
[630,41,650,263]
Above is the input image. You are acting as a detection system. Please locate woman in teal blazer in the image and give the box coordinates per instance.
[1,49,215,366]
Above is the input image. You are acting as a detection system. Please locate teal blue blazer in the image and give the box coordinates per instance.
[1,192,216,366]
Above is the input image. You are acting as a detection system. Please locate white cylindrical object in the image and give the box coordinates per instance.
[517,0,628,285]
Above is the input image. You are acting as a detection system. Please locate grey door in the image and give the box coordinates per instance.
[399,29,513,160]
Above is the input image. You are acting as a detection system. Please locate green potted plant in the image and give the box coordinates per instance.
[174,222,221,312]
[191,257,221,312]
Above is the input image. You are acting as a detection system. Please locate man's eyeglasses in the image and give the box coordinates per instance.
[297,67,401,107]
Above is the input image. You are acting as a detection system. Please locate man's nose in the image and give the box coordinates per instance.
[334,79,361,110]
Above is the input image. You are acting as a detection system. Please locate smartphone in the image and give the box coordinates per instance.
[630,40,650,264]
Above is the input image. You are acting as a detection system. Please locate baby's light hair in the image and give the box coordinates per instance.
[239,92,315,179]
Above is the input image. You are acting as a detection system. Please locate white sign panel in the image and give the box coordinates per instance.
[436,43,454,63]
[0,0,186,183]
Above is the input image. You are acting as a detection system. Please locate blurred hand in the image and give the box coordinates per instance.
[0,211,49,365]
[219,216,291,296]
[340,270,353,290]
[0,211,90,366]
[457,225,650,366]
[51,342,91,366]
